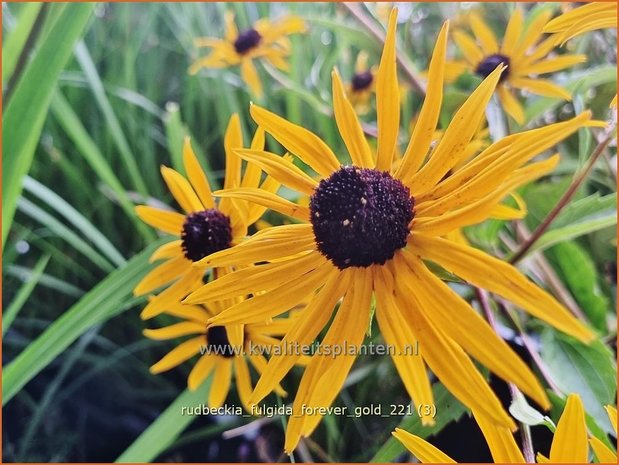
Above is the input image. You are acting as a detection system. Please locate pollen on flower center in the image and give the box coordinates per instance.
[351,70,373,91]
[206,326,235,358]
[310,166,414,269]
[476,54,510,82]
[234,28,262,55]
[181,209,232,262]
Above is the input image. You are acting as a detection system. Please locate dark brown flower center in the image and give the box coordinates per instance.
[310,166,414,269]
[351,70,373,91]
[181,209,232,262]
[234,28,262,55]
[206,326,235,358]
[476,54,510,82]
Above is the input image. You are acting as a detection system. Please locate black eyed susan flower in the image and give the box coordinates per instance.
[145,298,295,410]
[346,51,376,114]
[134,115,278,320]
[544,2,618,107]
[185,9,597,452]
[188,11,306,97]
[450,8,587,124]
[394,394,597,463]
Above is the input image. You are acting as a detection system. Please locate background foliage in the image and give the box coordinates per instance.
[2,2,617,462]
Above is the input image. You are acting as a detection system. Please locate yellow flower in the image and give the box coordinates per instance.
[188,11,306,97]
[186,10,596,452]
[395,394,610,464]
[144,298,293,410]
[133,115,277,320]
[451,8,587,124]
[346,51,376,114]
[544,2,618,107]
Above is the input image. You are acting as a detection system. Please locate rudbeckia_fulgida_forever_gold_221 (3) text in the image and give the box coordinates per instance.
[183,9,602,453]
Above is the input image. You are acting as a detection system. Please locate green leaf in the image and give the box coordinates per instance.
[23,176,126,267]
[2,240,164,405]
[3,254,51,336]
[2,3,94,248]
[116,380,212,463]
[540,329,617,435]
[370,383,467,462]
[552,193,617,230]
[546,242,609,331]
[2,3,43,83]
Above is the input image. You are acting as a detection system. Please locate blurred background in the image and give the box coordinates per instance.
[2,2,617,462]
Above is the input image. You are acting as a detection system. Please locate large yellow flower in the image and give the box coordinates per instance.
[186,10,596,452]
[144,297,293,411]
[134,115,276,320]
[189,11,306,97]
[395,394,616,464]
[544,2,618,107]
[450,8,586,124]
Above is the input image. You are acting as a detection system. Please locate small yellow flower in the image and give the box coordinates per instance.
[346,51,376,114]
[450,8,587,124]
[144,297,294,410]
[189,11,306,97]
[133,115,277,320]
[185,9,598,452]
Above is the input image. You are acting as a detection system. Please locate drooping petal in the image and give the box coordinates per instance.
[589,437,617,463]
[234,357,253,412]
[497,86,525,125]
[209,358,233,408]
[134,256,190,296]
[409,233,594,342]
[393,428,456,463]
[473,411,526,463]
[240,59,263,97]
[188,354,217,391]
[150,336,205,374]
[140,268,204,320]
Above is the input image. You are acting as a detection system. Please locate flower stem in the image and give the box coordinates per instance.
[510,125,616,264]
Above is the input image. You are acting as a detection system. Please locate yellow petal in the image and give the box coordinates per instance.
[140,268,204,320]
[136,205,184,236]
[331,69,374,168]
[498,86,525,125]
[160,166,204,214]
[589,437,617,463]
[195,224,315,268]
[525,55,586,75]
[473,411,526,463]
[240,59,263,98]
[208,358,232,408]
[400,251,549,409]
[397,21,449,182]
[411,64,504,195]
[501,8,524,56]
[207,260,333,325]
[453,30,484,66]
[250,104,340,177]
[374,266,435,422]
[214,187,309,221]
[149,336,205,374]
[247,353,287,398]
[409,233,595,342]
[234,356,253,411]
[183,137,215,209]
[550,394,588,463]
[165,301,211,324]
[149,240,183,263]
[510,77,572,100]
[470,12,499,54]
[605,405,617,433]
[375,8,400,172]
[514,10,552,60]
[134,256,189,296]
[234,149,317,195]
[393,428,456,463]
[188,354,217,391]
[249,267,348,404]
[224,114,243,190]
[143,321,206,341]
[224,10,238,42]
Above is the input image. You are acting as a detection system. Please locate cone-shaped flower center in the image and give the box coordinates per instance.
[181,209,232,262]
[206,326,235,358]
[476,54,510,82]
[351,70,374,91]
[310,166,414,269]
[234,28,262,55]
